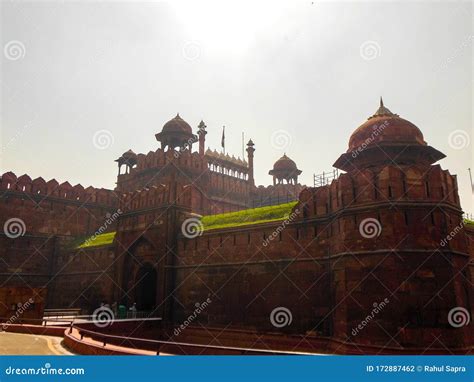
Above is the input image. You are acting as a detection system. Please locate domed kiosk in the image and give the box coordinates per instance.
[333,98,445,171]
[155,113,197,151]
[115,149,137,175]
[269,154,302,185]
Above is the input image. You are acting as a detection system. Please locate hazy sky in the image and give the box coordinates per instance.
[1,1,472,213]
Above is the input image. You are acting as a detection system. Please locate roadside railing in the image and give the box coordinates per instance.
[43,308,82,319]
[1,316,312,355]
[70,322,311,355]
[0,311,162,327]
[0,317,69,327]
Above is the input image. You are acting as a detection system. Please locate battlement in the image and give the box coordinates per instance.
[250,183,305,208]
[297,164,460,219]
[118,183,193,213]
[0,171,117,207]
[122,148,207,176]
[0,171,117,206]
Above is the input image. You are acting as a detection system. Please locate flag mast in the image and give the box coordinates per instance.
[221,126,225,154]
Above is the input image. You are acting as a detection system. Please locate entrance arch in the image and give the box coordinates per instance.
[134,263,157,311]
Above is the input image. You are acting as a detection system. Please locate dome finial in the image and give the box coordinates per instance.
[368,97,398,119]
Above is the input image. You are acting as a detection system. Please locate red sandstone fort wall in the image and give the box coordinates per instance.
[0,287,46,321]
[47,245,117,312]
[0,172,118,237]
[115,149,252,214]
[0,171,119,311]
[0,234,56,290]
[172,163,472,348]
[116,149,209,192]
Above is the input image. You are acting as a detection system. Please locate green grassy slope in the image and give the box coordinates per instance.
[201,201,298,231]
[77,231,116,249]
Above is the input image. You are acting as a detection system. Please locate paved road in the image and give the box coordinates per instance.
[0,332,73,355]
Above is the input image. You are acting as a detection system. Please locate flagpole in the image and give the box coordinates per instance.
[469,168,473,192]
[242,132,244,159]
[221,126,225,155]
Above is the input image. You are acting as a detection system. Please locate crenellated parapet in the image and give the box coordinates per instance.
[134,148,206,172]
[116,148,209,192]
[0,171,117,207]
[118,185,169,213]
[297,164,461,220]
[0,172,119,238]
[118,183,195,213]
[248,183,305,208]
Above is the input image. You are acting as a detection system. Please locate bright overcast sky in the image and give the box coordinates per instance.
[1,0,472,213]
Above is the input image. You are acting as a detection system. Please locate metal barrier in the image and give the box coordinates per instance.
[1,316,311,355]
[70,322,311,355]
[0,316,72,327]
[43,309,81,320]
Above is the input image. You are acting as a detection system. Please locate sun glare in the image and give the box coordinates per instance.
[170,0,288,54]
